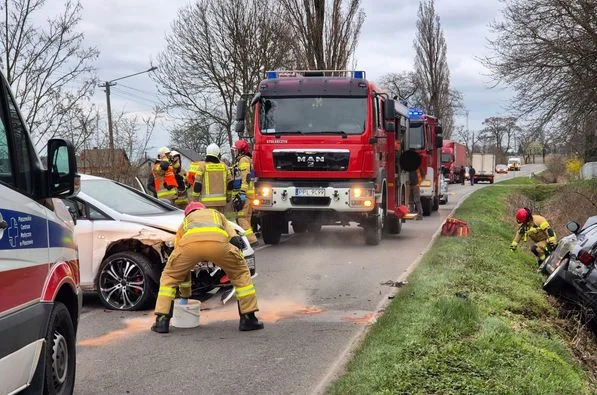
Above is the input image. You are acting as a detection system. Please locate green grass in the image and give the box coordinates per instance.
[499,176,541,185]
[328,186,593,395]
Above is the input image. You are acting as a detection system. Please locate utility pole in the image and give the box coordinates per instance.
[98,66,157,153]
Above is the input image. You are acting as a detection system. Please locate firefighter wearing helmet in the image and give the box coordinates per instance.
[189,143,230,213]
[510,208,557,264]
[231,139,258,245]
[152,146,178,204]
[169,150,189,209]
[151,202,264,333]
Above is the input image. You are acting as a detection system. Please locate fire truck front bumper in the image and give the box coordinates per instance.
[251,180,377,213]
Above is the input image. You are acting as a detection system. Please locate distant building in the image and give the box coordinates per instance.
[78,148,130,176]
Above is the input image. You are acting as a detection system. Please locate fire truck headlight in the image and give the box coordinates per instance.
[363,200,373,208]
[260,187,271,197]
[353,188,362,198]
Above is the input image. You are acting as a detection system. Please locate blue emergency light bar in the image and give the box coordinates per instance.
[265,70,366,79]
[408,108,425,119]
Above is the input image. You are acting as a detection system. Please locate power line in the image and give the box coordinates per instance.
[118,83,157,96]
[111,87,157,106]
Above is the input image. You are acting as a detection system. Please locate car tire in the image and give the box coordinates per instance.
[44,302,76,395]
[543,260,569,297]
[96,251,157,311]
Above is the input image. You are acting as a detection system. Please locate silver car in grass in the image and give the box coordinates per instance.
[62,174,255,311]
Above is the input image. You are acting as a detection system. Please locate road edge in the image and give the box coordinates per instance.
[310,188,477,395]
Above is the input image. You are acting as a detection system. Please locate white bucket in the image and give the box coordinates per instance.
[171,299,201,328]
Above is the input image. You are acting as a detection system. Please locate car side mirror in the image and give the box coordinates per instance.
[384,99,396,121]
[235,100,247,121]
[235,121,245,139]
[566,221,580,234]
[47,138,78,198]
[436,134,443,148]
[437,125,443,135]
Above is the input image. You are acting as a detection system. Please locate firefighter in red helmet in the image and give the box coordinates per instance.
[151,201,264,333]
[510,208,557,264]
[231,139,258,245]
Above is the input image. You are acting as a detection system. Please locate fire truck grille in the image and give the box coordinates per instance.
[290,197,331,206]
[273,150,350,171]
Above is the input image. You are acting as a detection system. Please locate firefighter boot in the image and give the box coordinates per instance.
[239,312,264,331]
[151,301,174,334]
[151,314,170,334]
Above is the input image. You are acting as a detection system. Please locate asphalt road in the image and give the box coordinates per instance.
[74,165,544,394]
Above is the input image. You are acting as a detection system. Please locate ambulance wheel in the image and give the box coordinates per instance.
[96,251,156,311]
[44,302,76,395]
[261,214,282,245]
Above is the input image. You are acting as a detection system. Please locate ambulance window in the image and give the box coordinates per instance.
[0,118,14,186]
[7,94,33,195]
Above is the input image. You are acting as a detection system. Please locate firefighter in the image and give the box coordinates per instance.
[510,208,558,264]
[231,139,258,245]
[406,168,423,220]
[152,147,178,204]
[169,150,189,209]
[151,202,264,333]
[190,143,230,212]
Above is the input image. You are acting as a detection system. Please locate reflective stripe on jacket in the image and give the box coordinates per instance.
[513,214,554,244]
[175,208,236,245]
[153,162,177,200]
[232,155,255,197]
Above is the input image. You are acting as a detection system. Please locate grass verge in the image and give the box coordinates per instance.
[499,176,540,185]
[328,183,594,394]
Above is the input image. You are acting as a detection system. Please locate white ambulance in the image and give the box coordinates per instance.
[0,70,80,394]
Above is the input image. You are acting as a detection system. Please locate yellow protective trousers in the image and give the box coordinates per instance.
[154,237,258,315]
[236,200,257,244]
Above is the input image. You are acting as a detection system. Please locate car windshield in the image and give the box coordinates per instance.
[81,179,172,216]
[259,97,367,135]
[408,122,424,150]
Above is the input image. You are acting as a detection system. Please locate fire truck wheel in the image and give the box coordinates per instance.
[261,214,282,245]
[291,221,307,233]
[385,215,401,235]
[44,302,76,395]
[432,196,439,211]
[364,207,382,245]
[421,197,432,216]
[307,222,322,233]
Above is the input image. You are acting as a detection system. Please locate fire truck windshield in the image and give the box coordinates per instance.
[259,97,366,135]
[408,122,425,150]
[441,153,452,163]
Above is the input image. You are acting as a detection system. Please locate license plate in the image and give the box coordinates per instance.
[295,188,326,197]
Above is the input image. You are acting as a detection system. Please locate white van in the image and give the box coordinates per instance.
[0,70,80,394]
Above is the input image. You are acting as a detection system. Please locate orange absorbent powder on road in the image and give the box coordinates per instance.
[441,217,470,237]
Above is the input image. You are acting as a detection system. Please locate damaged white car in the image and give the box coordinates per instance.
[62,174,254,311]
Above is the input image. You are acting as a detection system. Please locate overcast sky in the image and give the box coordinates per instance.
[76,0,512,155]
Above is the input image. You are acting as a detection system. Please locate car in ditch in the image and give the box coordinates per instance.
[542,216,597,305]
[62,174,255,311]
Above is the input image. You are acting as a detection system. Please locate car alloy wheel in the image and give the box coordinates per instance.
[99,256,146,310]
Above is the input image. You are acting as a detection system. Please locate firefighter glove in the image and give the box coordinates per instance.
[232,193,246,212]
[160,160,170,171]
[193,182,202,194]
[510,242,518,251]
[230,235,244,250]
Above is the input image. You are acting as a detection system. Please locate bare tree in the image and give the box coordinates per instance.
[479,116,521,162]
[483,0,597,161]
[155,0,293,152]
[378,71,419,102]
[413,0,457,138]
[280,0,365,70]
[0,0,98,147]
[169,120,228,157]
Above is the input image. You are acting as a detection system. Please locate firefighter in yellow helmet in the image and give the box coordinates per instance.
[231,139,258,245]
[152,147,178,205]
[151,202,264,333]
[190,143,230,213]
[510,208,558,264]
[169,150,189,209]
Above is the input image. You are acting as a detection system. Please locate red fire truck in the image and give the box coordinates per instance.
[406,108,443,216]
[235,70,421,245]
